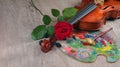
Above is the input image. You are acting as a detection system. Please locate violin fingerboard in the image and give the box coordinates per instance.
[68,3,97,24]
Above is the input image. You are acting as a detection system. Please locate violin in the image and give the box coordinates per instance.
[73,0,120,30]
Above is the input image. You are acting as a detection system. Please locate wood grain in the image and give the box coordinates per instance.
[0,0,120,67]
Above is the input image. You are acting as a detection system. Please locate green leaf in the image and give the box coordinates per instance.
[51,9,60,17]
[42,15,52,25]
[47,26,54,36]
[62,7,78,18]
[57,16,66,21]
[31,25,47,40]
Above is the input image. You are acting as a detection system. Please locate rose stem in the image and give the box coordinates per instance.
[31,0,44,16]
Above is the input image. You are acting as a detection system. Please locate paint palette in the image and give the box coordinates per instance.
[57,31,120,63]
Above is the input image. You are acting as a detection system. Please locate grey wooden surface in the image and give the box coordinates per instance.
[0,0,120,67]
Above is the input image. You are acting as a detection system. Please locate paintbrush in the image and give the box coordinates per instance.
[94,28,113,41]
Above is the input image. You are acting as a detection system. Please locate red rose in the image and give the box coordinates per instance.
[54,22,72,40]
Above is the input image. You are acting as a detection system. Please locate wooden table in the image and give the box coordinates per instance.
[0,0,120,67]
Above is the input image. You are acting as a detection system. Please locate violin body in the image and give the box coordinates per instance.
[74,0,120,30]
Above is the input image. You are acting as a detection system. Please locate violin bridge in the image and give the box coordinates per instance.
[94,0,105,6]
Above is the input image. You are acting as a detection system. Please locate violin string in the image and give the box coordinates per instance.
[68,4,93,23]
[73,4,94,20]
[75,3,93,17]
[68,3,97,24]
[74,3,96,22]
[68,3,93,23]
[76,4,96,21]
[69,3,96,24]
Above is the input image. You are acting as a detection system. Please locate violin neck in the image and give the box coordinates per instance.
[68,3,97,24]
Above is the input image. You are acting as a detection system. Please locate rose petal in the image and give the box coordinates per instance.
[54,21,72,40]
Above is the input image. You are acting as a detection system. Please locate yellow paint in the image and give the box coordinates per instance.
[101,45,112,51]
[82,38,95,45]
